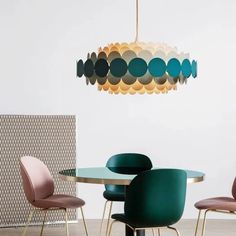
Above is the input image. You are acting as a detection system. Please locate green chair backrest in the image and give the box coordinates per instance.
[105,153,153,193]
[125,169,187,227]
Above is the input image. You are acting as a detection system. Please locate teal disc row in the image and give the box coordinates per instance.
[77,57,197,79]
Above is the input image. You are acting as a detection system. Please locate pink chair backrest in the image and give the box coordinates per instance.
[232,178,236,199]
[20,156,54,203]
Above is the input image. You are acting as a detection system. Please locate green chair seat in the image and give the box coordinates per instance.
[111,213,141,228]
[103,190,125,202]
[111,211,181,228]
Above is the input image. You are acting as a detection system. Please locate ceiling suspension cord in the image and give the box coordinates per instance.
[135,0,139,42]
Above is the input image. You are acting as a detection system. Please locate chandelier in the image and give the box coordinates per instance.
[76,0,197,94]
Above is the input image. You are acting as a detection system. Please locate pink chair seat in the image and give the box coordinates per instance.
[20,156,89,236]
[20,156,86,210]
[33,194,85,209]
[195,197,236,211]
[194,178,236,236]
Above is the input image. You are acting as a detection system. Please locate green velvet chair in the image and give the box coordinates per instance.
[108,169,187,236]
[100,153,153,236]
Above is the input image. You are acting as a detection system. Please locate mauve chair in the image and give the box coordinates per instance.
[194,178,236,236]
[20,156,88,236]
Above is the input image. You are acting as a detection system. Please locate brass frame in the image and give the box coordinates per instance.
[99,200,113,236]
[194,209,236,236]
[59,168,205,185]
[98,201,160,236]
[188,175,205,184]
[108,220,180,236]
[59,173,132,185]
[21,207,88,236]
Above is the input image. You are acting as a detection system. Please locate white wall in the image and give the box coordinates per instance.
[1,0,236,219]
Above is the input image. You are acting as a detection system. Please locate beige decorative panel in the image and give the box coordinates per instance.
[0,115,76,227]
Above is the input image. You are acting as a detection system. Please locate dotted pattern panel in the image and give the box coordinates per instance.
[0,115,76,227]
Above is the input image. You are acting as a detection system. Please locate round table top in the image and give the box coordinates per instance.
[59,167,205,185]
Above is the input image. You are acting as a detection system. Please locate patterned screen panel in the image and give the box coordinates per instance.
[0,115,76,227]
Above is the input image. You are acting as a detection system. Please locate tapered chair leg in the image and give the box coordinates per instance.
[99,200,109,236]
[22,209,35,236]
[167,226,180,236]
[152,228,155,236]
[201,210,209,236]
[194,210,202,236]
[105,201,113,236]
[64,209,69,236]
[80,207,89,236]
[107,220,117,236]
[40,210,48,236]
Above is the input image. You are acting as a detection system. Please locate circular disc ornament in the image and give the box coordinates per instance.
[95,59,109,77]
[148,58,166,77]
[84,59,94,78]
[77,41,197,94]
[167,58,181,78]
[182,59,192,78]
[77,60,84,78]
[129,58,147,77]
[192,60,198,78]
[110,58,127,77]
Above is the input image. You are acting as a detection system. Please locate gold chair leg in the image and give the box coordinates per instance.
[105,201,113,236]
[99,200,109,236]
[201,210,209,236]
[40,210,48,236]
[158,228,161,236]
[80,207,89,236]
[152,228,155,236]
[64,209,69,236]
[167,226,180,236]
[22,209,35,236]
[107,220,117,236]
[194,210,202,236]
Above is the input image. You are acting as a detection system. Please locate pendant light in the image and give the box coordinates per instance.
[76,0,197,94]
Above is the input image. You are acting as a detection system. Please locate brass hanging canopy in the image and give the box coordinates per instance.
[76,0,197,94]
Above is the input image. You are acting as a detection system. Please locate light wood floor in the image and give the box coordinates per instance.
[0,220,235,236]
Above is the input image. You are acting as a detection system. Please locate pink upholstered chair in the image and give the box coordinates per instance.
[194,178,236,236]
[20,156,88,236]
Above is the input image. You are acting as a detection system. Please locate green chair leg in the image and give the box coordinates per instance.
[167,226,180,236]
[107,220,117,236]
[151,228,155,236]
[99,200,109,236]
[105,201,113,236]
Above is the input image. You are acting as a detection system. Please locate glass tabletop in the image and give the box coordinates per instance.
[59,167,205,185]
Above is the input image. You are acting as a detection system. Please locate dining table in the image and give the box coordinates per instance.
[59,167,205,236]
